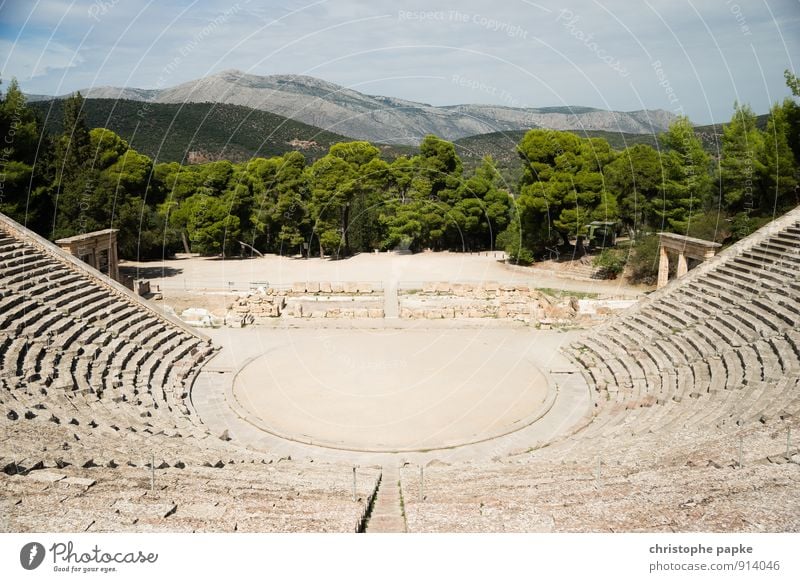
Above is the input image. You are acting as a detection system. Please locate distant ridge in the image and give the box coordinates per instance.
[29,98,389,165]
[27,70,677,145]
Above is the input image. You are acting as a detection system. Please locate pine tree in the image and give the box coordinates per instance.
[656,117,712,232]
[719,103,765,213]
[761,101,799,211]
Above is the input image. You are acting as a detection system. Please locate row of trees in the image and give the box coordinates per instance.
[1,73,798,266]
[509,101,798,263]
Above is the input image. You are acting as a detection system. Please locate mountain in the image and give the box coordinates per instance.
[30,98,412,164]
[34,70,677,145]
[691,114,770,154]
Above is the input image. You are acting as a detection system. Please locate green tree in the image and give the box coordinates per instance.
[416,134,463,202]
[761,101,798,211]
[784,70,800,97]
[309,141,381,257]
[248,151,310,255]
[52,92,96,238]
[603,143,663,235]
[719,103,765,212]
[167,192,240,255]
[0,78,50,228]
[656,116,712,232]
[451,157,511,250]
[55,92,91,182]
[515,129,617,251]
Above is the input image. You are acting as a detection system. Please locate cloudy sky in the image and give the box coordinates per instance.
[1,0,798,124]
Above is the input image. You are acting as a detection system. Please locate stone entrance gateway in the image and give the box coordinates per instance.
[56,229,120,282]
[657,232,721,289]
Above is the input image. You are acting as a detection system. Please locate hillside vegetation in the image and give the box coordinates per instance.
[4,73,798,288]
[31,98,413,164]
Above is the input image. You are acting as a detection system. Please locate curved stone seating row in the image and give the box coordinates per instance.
[1,218,390,534]
[0,218,230,471]
[1,460,381,533]
[566,208,800,446]
[400,423,799,532]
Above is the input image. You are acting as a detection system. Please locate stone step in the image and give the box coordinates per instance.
[366,467,406,533]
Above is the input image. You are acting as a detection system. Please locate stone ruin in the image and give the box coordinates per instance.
[226,282,383,323]
[223,281,605,327]
[398,282,590,327]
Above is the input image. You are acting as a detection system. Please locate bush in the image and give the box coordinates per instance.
[497,223,534,265]
[593,249,625,279]
[728,212,770,243]
[627,234,660,284]
[506,246,534,265]
[686,211,728,242]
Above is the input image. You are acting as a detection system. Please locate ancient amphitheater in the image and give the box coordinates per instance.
[1,207,799,533]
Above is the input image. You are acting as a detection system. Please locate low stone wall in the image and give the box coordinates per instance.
[287,304,385,319]
[228,283,381,324]
[399,283,564,324]
[227,282,612,326]
[289,281,376,294]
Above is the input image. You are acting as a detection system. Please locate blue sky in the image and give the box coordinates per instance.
[1,0,798,124]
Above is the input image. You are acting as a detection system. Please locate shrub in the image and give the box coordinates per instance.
[497,223,534,265]
[627,234,660,284]
[593,249,625,279]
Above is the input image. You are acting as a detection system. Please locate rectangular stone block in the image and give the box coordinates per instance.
[344,282,359,293]
[292,282,306,293]
[319,281,332,293]
[331,282,344,293]
[27,471,66,484]
[63,477,96,488]
[306,281,320,293]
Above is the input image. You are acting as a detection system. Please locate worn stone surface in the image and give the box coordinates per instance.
[2,207,800,534]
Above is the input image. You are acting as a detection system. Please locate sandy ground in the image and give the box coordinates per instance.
[231,328,551,451]
[125,252,611,460]
[193,325,590,463]
[121,251,647,297]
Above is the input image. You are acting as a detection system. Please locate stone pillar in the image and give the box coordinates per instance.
[676,251,688,278]
[110,235,120,281]
[657,244,670,289]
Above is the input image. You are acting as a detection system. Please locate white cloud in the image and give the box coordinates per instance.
[1,37,84,80]
[2,0,798,122]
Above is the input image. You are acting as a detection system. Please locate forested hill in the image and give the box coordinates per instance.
[31,98,767,173]
[30,98,414,164]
